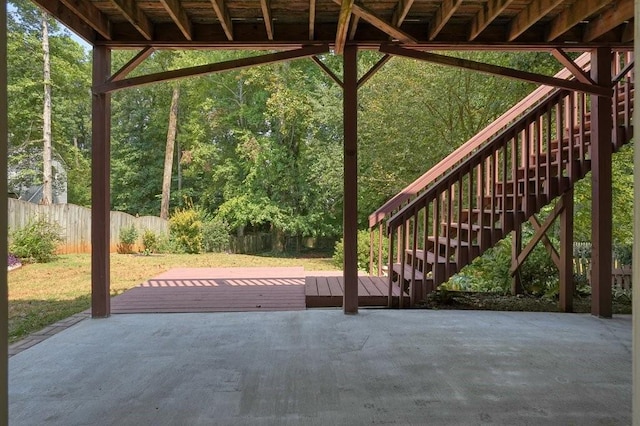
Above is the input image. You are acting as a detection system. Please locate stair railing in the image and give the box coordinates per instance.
[385,52,633,307]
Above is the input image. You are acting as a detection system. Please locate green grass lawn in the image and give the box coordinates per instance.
[8,252,339,343]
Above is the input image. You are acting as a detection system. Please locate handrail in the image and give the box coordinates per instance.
[368,52,592,228]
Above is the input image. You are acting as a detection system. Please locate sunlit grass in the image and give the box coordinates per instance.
[8,253,339,342]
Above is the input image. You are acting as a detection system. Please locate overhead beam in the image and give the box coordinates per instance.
[349,16,360,40]
[429,0,462,40]
[508,0,563,41]
[309,0,316,40]
[260,0,274,41]
[108,46,154,82]
[335,0,354,54]
[621,19,634,43]
[349,1,417,43]
[470,0,515,41]
[547,0,610,41]
[32,0,95,42]
[59,0,112,40]
[160,0,193,41]
[392,0,415,27]
[380,45,612,97]
[96,45,330,93]
[111,0,153,41]
[210,0,234,41]
[583,0,634,42]
[552,49,596,84]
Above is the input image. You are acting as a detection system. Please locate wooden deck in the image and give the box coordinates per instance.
[110,267,406,313]
[305,274,408,308]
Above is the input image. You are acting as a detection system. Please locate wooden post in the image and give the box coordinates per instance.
[0,1,9,421]
[559,188,574,312]
[511,226,523,295]
[589,48,613,318]
[632,7,639,423]
[343,44,358,314]
[92,46,112,318]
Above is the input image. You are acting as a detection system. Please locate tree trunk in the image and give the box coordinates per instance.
[41,11,52,205]
[160,86,180,220]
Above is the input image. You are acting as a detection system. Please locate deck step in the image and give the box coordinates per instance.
[392,263,424,281]
[405,249,451,264]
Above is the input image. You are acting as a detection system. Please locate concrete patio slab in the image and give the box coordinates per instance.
[9,310,631,425]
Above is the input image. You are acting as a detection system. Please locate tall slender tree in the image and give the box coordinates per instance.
[41,10,52,204]
[160,85,180,219]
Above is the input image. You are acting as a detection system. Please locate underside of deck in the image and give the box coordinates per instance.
[110,267,406,314]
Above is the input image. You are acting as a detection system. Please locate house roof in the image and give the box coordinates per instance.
[33,0,633,50]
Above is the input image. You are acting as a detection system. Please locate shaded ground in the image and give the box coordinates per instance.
[424,290,633,314]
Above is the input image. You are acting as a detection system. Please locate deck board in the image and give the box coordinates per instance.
[305,275,408,308]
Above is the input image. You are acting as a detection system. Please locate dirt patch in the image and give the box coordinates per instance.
[422,290,632,314]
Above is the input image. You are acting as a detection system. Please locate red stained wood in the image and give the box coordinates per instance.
[305,275,408,308]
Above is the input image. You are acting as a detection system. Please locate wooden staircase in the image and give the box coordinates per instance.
[368,52,634,308]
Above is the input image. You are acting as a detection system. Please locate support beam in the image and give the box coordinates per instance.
[633,4,639,422]
[32,0,95,42]
[260,0,274,41]
[335,0,354,54]
[583,0,634,42]
[309,0,316,40]
[108,46,154,82]
[59,0,112,40]
[160,0,193,41]
[357,54,391,88]
[343,45,359,314]
[621,19,634,43]
[511,226,523,295]
[91,46,112,318]
[111,0,153,40]
[96,45,330,93]
[429,0,462,40]
[589,47,613,318]
[508,0,563,41]
[529,216,560,267]
[312,56,343,87]
[547,0,610,41]
[559,188,574,312]
[350,2,417,43]
[379,46,612,97]
[0,2,9,422]
[552,49,596,85]
[349,16,360,40]
[210,0,234,41]
[469,0,515,41]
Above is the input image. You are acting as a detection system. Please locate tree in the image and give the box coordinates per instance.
[160,85,179,219]
[41,9,52,204]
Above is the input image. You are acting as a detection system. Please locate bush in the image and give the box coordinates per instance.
[117,225,138,254]
[141,229,160,254]
[614,243,633,266]
[10,217,63,263]
[169,207,203,254]
[202,217,230,253]
[333,229,388,272]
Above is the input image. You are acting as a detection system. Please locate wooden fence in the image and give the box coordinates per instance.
[8,199,168,254]
[573,242,632,289]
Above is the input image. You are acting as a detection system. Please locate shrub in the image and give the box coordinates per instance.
[10,217,63,263]
[333,229,388,272]
[141,229,160,254]
[613,243,633,266]
[202,217,230,253]
[169,207,203,254]
[117,225,138,254]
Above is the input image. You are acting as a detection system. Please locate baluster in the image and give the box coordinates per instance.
[556,94,564,191]
[377,222,383,276]
[479,156,487,251]
[501,137,508,233]
[445,184,453,278]
[523,121,531,217]
[411,209,418,306]
[568,92,575,181]
[545,106,552,203]
[387,227,395,307]
[399,221,406,308]
[467,163,474,262]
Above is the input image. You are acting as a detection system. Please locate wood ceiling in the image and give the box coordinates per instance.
[33,0,634,50]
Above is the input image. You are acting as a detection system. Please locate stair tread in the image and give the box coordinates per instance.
[428,236,474,247]
[405,249,454,264]
[392,263,424,280]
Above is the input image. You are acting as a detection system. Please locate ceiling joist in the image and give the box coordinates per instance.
[95,45,330,94]
[622,20,634,43]
[33,0,95,42]
[160,0,192,41]
[210,0,234,41]
[349,2,417,43]
[59,0,111,40]
[349,15,360,40]
[111,0,153,41]
[429,0,462,40]
[546,0,610,41]
[392,0,415,27]
[260,0,274,41]
[309,0,316,40]
[508,0,564,41]
[469,0,515,41]
[583,0,634,42]
[335,0,354,54]
[380,45,612,97]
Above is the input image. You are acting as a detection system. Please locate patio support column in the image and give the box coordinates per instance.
[343,44,358,314]
[511,226,523,295]
[1,1,9,420]
[632,6,639,423]
[589,47,613,318]
[559,188,574,312]
[91,46,112,318]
